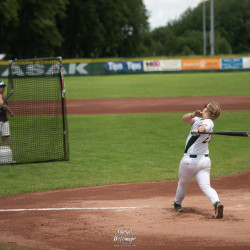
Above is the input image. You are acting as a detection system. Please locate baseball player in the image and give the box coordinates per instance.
[173,102,224,219]
[0,81,14,146]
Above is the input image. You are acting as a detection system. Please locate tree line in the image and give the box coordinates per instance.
[0,0,249,59]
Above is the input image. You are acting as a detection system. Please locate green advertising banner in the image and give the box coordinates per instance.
[0,62,106,77]
[1,56,249,77]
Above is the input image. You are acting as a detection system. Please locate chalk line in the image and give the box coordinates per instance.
[0,205,150,212]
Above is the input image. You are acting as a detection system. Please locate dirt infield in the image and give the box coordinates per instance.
[0,172,250,249]
[0,96,250,250]
[66,96,250,114]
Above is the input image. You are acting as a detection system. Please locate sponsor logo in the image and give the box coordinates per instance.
[1,63,89,77]
[105,61,143,72]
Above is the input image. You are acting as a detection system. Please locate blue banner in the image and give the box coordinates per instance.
[221,58,243,69]
[105,61,143,73]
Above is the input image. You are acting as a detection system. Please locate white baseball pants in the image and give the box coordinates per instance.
[174,155,220,205]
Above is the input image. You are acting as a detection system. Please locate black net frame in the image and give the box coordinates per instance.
[1,57,69,164]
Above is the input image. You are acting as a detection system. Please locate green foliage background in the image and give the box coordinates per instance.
[0,0,250,58]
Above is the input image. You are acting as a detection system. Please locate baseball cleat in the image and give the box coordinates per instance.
[214,201,224,219]
[173,202,183,212]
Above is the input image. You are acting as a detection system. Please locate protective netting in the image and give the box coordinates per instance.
[0,57,69,164]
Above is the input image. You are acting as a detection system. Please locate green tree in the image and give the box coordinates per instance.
[60,0,149,58]
[215,0,250,53]
[0,0,19,54]
[6,0,68,58]
[116,0,149,57]
[1,0,250,58]
[148,0,250,56]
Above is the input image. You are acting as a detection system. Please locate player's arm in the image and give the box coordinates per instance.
[182,113,195,124]
[1,103,14,116]
[0,95,14,117]
[0,94,4,106]
[183,109,203,125]
[191,125,206,136]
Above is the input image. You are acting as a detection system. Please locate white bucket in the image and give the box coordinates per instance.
[0,146,13,164]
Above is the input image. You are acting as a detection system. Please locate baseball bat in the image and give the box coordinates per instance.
[6,89,14,100]
[198,131,249,137]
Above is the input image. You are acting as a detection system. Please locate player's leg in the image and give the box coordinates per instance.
[0,121,3,145]
[195,159,223,218]
[195,158,220,204]
[2,136,8,146]
[0,121,13,164]
[196,167,220,203]
[195,157,224,219]
[174,156,195,206]
[1,121,10,146]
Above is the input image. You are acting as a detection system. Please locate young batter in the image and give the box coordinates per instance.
[173,102,223,219]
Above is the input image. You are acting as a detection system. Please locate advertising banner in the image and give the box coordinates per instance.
[143,59,181,72]
[1,57,249,77]
[243,57,250,69]
[221,58,243,69]
[105,61,143,73]
[0,62,106,77]
[182,59,221,70]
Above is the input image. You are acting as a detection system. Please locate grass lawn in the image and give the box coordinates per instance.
[65,71,250,99]
[0,244,33,250]
[0,71,249,196]
[0,110,249,196]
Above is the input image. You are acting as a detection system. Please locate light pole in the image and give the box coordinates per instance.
[203,0,207,55]
[210,0,215,55]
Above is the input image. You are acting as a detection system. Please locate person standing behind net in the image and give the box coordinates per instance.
[173,102,224,219]
[0,81,14,146]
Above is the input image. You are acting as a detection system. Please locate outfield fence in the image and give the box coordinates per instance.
[0,56,250,77]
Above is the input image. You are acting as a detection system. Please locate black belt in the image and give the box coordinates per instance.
[189,154,209,158]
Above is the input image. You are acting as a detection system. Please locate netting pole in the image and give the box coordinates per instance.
[7,60,14,100]
[58,57,68,161]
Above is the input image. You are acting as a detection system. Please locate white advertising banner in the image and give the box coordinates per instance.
[143,59,182,72]
[243,57,250,69]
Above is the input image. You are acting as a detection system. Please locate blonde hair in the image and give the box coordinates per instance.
[207,102,221,120]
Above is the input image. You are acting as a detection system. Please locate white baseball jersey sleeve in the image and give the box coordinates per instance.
[184,117,214,155]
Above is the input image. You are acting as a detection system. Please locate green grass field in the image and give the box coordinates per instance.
[0,244,32,250]
[0,71,250,197]
[8,115,66,163]
[66,71,250,99]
